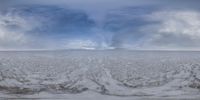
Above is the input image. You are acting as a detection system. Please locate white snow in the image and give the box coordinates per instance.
[0,50,200,99]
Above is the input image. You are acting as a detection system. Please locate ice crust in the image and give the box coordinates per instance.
[0,50,200,97]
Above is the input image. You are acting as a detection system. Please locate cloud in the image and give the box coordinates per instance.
[101,7,200,50]
[63,39,97,50]
[0,5,96,49]
[102,6,156,49]
[0,11,34,49]
[140,10,200,49]
[12,5,95,35]
[1,2,200,50]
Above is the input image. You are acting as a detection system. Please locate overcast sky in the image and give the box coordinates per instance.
[0,0,200,50]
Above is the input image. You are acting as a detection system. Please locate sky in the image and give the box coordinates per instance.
[0,0,200,50]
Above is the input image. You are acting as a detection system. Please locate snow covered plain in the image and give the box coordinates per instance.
[0,50,200,100]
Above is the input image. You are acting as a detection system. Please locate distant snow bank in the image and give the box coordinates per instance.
[0,51,200,98]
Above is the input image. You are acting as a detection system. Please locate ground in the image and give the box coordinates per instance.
[0,50,200,100]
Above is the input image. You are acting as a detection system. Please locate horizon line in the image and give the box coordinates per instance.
[0,49,200,52]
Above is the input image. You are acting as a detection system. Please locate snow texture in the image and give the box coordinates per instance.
[0,50,200,99]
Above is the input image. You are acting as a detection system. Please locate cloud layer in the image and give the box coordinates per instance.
[0,5,96,49]
[0,1,200,50]
[140,10,200,50]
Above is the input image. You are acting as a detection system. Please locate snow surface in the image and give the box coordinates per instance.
[0,50,200,99]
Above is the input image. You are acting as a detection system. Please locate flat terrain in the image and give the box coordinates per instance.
[0,50,200,99]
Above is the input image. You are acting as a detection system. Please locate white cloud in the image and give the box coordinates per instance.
[0,10,42,49]
[61,38,115,50]
[0,15,26,48]
[140,10,200,50]
[63,39,97,50]
[1,4,200,50]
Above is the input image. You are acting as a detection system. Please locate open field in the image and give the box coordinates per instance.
[0,50,200,99]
